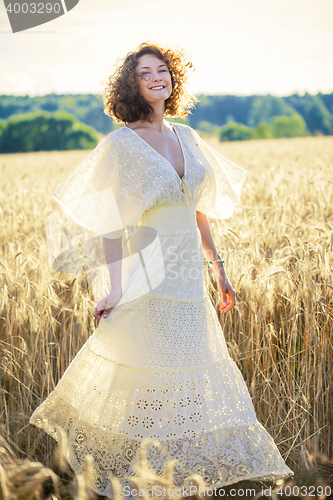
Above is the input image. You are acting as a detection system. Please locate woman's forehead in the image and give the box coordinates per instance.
[136,54,167,69]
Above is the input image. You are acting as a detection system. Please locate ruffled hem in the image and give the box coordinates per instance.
[30,398,293,498]
[30,342,260,439]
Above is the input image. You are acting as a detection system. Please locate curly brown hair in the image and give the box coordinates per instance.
[100,42,198,124]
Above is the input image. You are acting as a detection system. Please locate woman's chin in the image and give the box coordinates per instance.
[149,94,171,105]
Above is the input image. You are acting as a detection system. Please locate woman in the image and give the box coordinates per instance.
[30,42,293,497]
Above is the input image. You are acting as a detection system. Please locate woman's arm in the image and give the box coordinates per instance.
[103,236,123,292]
[196,211,236,313]
[93,237,123,319]
[196,211,221,263]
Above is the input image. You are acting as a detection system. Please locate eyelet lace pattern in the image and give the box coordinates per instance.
[30,294,293,495]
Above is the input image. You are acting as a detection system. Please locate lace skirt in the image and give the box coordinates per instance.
[30,205,293,497]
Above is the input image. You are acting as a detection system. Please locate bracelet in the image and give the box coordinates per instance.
[206,258,225,268]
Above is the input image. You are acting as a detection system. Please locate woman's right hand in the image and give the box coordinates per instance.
[93,289,123,319]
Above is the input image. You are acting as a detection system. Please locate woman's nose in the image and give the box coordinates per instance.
[152,72,162,81]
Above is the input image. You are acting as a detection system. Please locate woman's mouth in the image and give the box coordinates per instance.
[149,85,165,90]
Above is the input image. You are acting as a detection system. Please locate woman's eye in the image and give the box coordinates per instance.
[160,69,167,73]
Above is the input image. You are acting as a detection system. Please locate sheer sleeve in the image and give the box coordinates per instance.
[187,127,248,220]
[52,131,145,240]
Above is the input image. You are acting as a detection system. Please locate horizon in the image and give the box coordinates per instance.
[1,89,332,99]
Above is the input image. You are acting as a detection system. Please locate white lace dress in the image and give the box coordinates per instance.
[30,123,293,497]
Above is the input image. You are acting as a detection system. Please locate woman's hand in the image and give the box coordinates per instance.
[214,266,236,313]
[93,289,123,319]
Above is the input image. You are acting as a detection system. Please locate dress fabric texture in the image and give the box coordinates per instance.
[30,123,293,497]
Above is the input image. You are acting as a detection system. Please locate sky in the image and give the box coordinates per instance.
[0,0,333,97]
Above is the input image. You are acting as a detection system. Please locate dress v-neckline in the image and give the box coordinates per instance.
[124,122,186,182]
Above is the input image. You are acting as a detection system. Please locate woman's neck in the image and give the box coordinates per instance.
[127,101,171,132]
[144,101,166,132]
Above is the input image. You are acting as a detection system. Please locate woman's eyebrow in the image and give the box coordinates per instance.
[138,64,167,70]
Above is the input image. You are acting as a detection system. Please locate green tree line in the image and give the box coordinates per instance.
[1,92,332,136]
[189,93,333,140]
[0,91,332,151]
[215,114,308,141]
[0,111,98,153]
[0,94,114,135]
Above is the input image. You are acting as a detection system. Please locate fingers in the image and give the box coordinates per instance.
[94,308,103,319]
[220,289,227,309]
[94,306,113,319]
[220,298,234,313]
[102,308,112,318]
[219,288,236,313]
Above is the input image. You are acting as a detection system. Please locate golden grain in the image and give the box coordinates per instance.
[0,136,332,485]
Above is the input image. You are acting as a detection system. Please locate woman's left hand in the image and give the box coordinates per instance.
[215,267,236,313]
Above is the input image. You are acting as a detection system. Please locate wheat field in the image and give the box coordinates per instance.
[0,135,333,497]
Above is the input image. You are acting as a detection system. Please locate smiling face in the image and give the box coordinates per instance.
[135,53,172,106]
